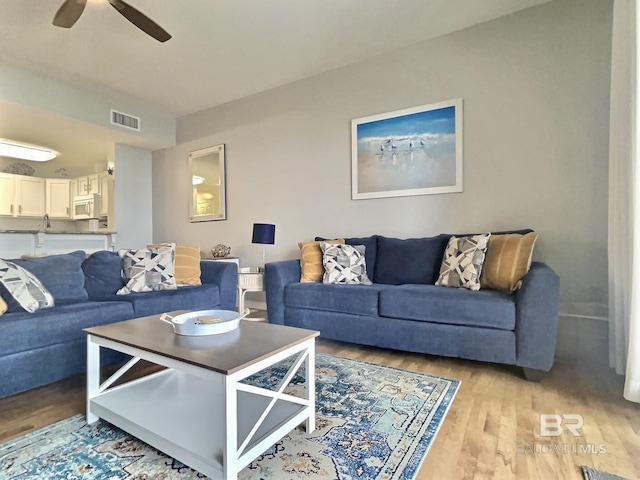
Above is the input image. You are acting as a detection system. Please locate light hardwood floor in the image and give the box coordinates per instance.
[0,339,638,480]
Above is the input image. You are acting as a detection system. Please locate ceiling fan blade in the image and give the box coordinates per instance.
[52,0,87,28]
[107,0,171,42]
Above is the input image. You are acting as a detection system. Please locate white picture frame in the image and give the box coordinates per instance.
[351,98,463,200]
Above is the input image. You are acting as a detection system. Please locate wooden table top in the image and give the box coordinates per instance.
[84,311,319,375]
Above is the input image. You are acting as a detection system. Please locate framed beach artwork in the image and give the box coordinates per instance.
[351,99,463,200]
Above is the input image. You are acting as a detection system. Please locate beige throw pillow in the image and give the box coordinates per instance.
[480,232,538,292]
[174,244,202,285]
[0,296,7,316]
[299,239,344,282]
[148,243,202,286]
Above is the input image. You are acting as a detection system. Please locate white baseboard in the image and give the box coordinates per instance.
[560,302,608,321]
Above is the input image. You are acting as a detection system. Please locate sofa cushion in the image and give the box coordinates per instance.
[12,251,88,305]
[0,301,134,357]
[0,259,55,313]
[122,284,221,317]
[285,282,390,317]
[436,234,490,291]
[82,250,124,300]
[321,242,372,285]
[345,236,378,280]
[379,284,516,330]
[480,232,538,292]
[374,235,449,285]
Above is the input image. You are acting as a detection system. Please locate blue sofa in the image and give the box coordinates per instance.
[0,250,238,398]
[265,234,560,380]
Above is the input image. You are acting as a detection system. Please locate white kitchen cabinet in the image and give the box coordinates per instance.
[0,173,45,218]
[16,176,45,217]
[98,172,113,216]
[77,174,100,195]
[0,173,16,216]
[46,178,71,218]
[69,178,79,198]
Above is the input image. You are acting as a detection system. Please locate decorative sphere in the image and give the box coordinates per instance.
[211,244,231,258]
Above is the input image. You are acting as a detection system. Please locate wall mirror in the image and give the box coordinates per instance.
[189,144,226,222]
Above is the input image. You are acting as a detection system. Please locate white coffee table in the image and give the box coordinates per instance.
[84,312,319,480]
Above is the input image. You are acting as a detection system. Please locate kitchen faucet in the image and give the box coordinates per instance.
[43,213,51,230]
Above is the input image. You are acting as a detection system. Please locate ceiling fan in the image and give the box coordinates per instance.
[53,0,171,43]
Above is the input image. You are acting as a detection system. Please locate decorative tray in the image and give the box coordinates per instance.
[159,309,248,336]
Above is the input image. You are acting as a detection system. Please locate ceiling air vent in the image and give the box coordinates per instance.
[110,109,140,131]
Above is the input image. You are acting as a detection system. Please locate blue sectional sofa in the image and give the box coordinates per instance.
[0,250,237,398]
[265,234,560,380]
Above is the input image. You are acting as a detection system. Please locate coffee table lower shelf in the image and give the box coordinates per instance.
[90,369,308,479]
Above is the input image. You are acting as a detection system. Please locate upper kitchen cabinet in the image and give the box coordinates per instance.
[16,176,45,217]
[0,173,56,218]
[0,174,46,217]
[76,174,100,196]
[46,178,71,218]
[0,173,16,216]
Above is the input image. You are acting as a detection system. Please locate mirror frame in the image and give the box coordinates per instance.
[188,144,226,222]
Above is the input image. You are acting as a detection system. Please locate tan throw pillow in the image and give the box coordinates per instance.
[480,232,538,292]
[148,243,202,286]
[0,296,7,316]
[299,239,344,282]
[175,244,202,285]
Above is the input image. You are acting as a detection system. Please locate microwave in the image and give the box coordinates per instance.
[73,194,102,219]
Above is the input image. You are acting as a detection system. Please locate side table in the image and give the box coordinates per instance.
[238,267,266,321]
[201,256,240,266]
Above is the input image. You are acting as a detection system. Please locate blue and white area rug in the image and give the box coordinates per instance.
[0,353,459,480]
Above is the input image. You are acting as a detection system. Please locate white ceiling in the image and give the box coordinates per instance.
[0,0,550,170]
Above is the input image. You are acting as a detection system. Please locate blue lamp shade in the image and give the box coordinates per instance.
[252,223,276,245]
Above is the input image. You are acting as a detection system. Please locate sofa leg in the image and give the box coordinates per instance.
[522,367,546,382]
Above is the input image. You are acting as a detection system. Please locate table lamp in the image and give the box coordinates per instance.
[252,223,276,271]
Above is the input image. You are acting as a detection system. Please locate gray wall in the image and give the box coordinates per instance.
[153,0,612,323]
[113,144,153,249]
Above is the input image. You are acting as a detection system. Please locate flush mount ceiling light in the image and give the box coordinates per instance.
[0,140,57,162]
[192,175,205,185]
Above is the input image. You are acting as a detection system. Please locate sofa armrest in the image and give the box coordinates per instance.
[265,260,301,325]
[200,261,238,311]
[514,262,560,371]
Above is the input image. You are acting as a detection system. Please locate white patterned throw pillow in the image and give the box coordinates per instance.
[436,234,491,291]
[320,242,372,285]
[0,259,55,313]
[117,244,177,295]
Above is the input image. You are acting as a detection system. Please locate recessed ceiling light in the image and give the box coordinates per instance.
[0,139,57,162]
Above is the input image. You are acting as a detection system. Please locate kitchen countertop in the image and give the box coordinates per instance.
[0,230,116,235]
